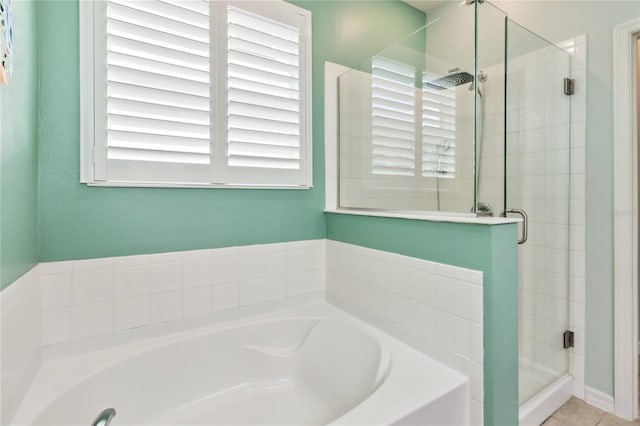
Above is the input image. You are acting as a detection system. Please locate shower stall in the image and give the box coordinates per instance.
[337,0,572,422]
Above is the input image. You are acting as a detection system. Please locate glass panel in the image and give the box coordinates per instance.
[338,1,477,214]
[505,19,572,405]
[476,1,507,218]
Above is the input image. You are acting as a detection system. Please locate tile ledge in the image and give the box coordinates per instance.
[324,208,521,225]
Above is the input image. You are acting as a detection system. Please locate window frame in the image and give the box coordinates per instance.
[79,0,313,189]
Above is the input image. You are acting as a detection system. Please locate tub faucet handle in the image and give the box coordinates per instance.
[92,408,116,426]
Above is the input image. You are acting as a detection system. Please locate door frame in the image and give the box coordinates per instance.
[613,17,640,421]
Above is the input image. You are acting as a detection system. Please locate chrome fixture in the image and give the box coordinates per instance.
[469,70,488,96]
[475,201,495,217]
[505,208,528,244]
[92,408,117,426]
[425,68,475,91]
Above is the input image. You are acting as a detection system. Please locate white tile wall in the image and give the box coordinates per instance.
[38,240,326,345]
[325,240,484,422]
[1,266,42,424]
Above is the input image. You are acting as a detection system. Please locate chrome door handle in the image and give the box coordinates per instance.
[505,208,528,245]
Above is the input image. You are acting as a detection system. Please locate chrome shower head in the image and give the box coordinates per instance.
[425,69,474,91]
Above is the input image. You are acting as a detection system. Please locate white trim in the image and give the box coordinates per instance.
[78,0,94,183]
[613,17,640,422]
[519,375,573,426]
[585,386,615,414]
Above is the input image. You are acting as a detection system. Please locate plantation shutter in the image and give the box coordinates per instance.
[216,1,311,186]
[95,0,212,184]
[371,57,416,177]
[421,76,456,178]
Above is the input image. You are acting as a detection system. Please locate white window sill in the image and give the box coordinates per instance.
[324,208,522,225]
[83,182,313,190]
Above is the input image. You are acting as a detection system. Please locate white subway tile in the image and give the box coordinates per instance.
[151,252,183,264]
[410,270,437,306]
[264,275,286,301]
[183,286,213,318]
[470,361,483,402]
[471,400,483,426]
[213,283,239,312]
[469,285,483,324]
[387,293,411,329]
[239,279,264,306]
[265,250,287,277]
[286,247,307,273]
[469,271,483,285]
[114,265,150,298]
[72,257,113,272]
[437,311,470,357]
[237,251,264,281]
[469,322,483,364]
[42,308,72,345]
[183,257,214,288]
[437,264,470,282]
[150,262,182,293]
[286,272,307,297]
[41,273,72,309]
[114,296,149,330]
[306,241,325,271]
[113,254,150,268]
[307,269,326,293]
[410,302,437,341]
[72,269,113,305]
[39,261,73,275]
[386,263,412,297]
[364,285,386,317]
[72,301,113,338]
[213,254,239,284]
[437,276,470,319]
[150,291,183,323]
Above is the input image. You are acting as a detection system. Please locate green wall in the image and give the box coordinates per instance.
[36,0,425,262]
[0,0,39,289]
[325,213,519,426]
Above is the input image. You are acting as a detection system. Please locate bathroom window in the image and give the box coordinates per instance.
[80,0,312,188]
[371,57,417,177]
[369,58,456,181]
[421,76,456,179]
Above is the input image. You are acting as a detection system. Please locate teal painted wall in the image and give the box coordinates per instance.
[0,0,39,289]
[325,213,519,426]
[37,0,425,262]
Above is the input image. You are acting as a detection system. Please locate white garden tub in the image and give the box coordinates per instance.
[11,303,469,425]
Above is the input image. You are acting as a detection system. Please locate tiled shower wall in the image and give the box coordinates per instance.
[325,240,485,425]
[337,68,477,213]
[474,36,587,400]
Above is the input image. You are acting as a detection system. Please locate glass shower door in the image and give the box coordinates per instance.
[505,20,572,404]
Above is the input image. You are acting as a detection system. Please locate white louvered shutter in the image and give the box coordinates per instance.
[95,0,212,184]
[216,1,311,187]
[421,76,456,178]
[371,57,416,177]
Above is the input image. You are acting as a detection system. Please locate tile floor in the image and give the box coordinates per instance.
[542,398,640,426]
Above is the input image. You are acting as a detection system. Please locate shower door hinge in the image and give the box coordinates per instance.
[563,78,575,96]
[563,330,575,349]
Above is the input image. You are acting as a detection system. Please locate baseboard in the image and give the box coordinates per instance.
[584,386,614,413]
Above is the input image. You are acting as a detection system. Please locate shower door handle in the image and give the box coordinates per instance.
[505,208,528,245]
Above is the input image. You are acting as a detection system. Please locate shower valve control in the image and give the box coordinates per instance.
[563,330,575,349]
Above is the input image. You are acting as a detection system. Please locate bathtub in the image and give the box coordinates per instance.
[11,302,469,425]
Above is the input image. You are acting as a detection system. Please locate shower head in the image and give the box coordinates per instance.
[425,70,474,91]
